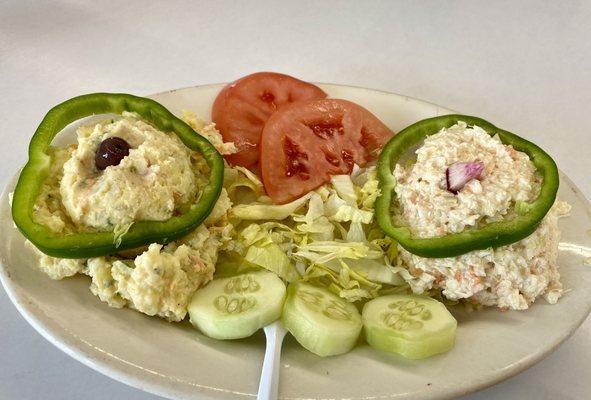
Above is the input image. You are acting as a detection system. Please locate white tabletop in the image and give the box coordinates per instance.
[1,1,590,399]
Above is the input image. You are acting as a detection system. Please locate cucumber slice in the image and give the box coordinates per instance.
[188,270,286,340]
[282,282,362,357]
[362,294,457,359]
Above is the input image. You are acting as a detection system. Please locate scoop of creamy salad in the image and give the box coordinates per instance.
[27,112,234,322]
[392,122,570,310]
[60,115,198,232]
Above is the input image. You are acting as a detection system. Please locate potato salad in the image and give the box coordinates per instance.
[27,112,233,322]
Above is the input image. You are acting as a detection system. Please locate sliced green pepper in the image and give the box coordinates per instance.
[12,93,224,259]
[375,115,559,258]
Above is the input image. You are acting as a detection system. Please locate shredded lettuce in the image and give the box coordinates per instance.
[344,258,404,286]
[214,253,260,278]
[324,192,373,224]
[219,165,407,303]
[330,175,357,206]
[231,192,313,220]
[303,261,382,302]
[295,241,382,264]
[244,243,299,282]
[355,166,381,210]
[224,166,264,204]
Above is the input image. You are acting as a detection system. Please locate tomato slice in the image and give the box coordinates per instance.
[260,99,395,204]
[212,72,327,168]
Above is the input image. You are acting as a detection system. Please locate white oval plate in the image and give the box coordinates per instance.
[1,84,591,400]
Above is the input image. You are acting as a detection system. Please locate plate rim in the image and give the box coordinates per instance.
[1,83,591,400]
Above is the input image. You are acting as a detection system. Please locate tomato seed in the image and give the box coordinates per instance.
[309,123,344,140]
[323,149,341,166]
[341,149,355,172]
[284,136,310,179]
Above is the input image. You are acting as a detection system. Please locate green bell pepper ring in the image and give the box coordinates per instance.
[12,93,224,259]
[375,114,559,258]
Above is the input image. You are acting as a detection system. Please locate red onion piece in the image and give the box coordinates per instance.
[446,161,485,194]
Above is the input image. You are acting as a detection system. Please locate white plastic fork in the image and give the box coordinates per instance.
[257,320,288,400]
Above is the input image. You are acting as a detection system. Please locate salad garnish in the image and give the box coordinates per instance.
[363,294,457,359]
[11,93,224,258]
[212,72,326,169]
[95,137,131,170]
[446,161,484,194]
